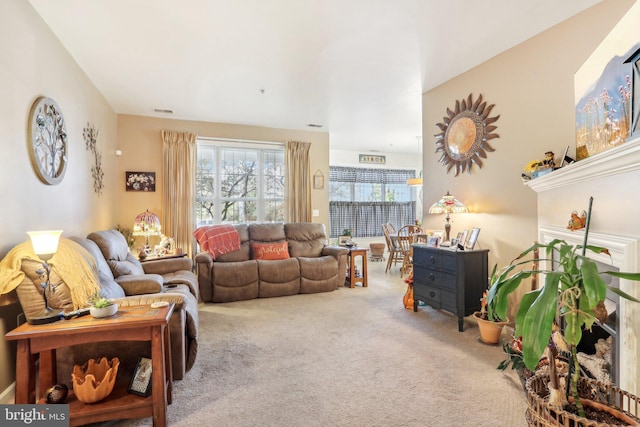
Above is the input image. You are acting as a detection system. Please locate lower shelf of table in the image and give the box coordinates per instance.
[39,386,156,426]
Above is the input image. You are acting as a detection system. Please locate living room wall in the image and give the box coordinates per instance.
[421,0,635,273]
[116,114,331,251]
[0,1,118,397]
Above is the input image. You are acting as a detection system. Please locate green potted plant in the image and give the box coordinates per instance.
[473,270,508,345]
[488,197,640,424]
[89,293,118,318]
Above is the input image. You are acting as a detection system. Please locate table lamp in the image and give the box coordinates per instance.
[27,230,63,324]
[428,191,468,242]
[132,210,162,253]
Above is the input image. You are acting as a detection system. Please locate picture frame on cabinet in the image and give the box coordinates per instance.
[466,228,481,250]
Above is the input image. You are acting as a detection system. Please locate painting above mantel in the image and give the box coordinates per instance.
[574,3,640,161]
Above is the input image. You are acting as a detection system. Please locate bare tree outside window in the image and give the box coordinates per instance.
[195,141,285,226]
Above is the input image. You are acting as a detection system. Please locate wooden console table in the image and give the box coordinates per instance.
[5,304,174,427]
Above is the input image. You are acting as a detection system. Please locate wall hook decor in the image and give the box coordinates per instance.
[83,123,104,195]
[434,93,500,176]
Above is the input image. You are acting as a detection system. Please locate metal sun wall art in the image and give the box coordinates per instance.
[83,123,104,195]
[28,97,68,185]
[435,93,500,176]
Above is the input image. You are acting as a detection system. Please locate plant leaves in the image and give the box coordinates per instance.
[579,257,606,310]
[521,273,560,369]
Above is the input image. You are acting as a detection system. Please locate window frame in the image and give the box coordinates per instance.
[195,137,285,225]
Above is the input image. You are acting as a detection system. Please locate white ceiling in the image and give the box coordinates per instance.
[29,0,600,154]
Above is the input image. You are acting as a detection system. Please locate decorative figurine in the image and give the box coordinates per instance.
[567,210,587,231]
[45,383,68,404]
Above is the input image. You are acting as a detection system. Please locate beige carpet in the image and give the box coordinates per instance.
[104,260,528,427]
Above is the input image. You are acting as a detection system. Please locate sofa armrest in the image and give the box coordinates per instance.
[322,245,349,259]
[116,274,163,295]
[141,257,193,275]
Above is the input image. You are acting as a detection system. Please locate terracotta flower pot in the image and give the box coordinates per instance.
[473,311,506,345]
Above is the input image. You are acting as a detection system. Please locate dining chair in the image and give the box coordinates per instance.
[396,225,415,278]
[382,223,403,273]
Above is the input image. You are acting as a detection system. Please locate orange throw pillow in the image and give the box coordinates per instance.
[252,242,290,260]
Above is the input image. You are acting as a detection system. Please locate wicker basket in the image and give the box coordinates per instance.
[525,373,640,426]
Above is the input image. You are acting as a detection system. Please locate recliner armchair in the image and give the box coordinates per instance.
[14,229,199,382]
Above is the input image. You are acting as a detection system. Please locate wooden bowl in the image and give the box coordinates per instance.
[71,357,120,403]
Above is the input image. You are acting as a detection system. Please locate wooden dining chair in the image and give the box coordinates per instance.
[382,223,403,273]
[396,225,415,278]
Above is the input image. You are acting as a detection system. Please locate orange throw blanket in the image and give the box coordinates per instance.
[193,225,241,260]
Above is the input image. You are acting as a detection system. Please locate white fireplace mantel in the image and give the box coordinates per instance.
[526,135,640,192]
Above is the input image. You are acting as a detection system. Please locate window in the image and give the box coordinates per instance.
[329,167,413,202]
[195,138,285,226]
[328,166,417,238]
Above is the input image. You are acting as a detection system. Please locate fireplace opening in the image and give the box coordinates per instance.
[574,259,619,384]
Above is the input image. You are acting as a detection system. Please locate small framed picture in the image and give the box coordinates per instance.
[313,172,324,189]
[126,171,156,192]
[128,356,152,396]
[415,234,428,244]
[338,236,351,246]
[459,230,469,246]
[427,236,440,248]
[432,230,444,239]
[466,228,481,250]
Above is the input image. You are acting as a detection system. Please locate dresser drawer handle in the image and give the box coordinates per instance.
[429,291,436,298]
[428,273,435,282]
[429,256,436,264]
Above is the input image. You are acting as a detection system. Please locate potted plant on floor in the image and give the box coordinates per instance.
[473,267,508,345]
[487,197,640,425]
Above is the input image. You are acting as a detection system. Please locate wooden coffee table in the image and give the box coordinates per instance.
[5,304,174,427]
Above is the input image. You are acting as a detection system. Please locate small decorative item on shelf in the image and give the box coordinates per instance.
[45,383,68,404]
[521,151,557,182]
[72,357,120,403]
[567,210,587,231]
[89,294,118,318]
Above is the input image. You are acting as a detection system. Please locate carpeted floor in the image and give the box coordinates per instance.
[103,260,528,427]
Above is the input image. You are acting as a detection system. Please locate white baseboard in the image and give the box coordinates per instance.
[0,382,15,404]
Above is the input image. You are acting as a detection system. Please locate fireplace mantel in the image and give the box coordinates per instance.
[526,135,640,192]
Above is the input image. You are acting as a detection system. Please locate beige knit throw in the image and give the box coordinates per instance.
[0,237,101,309]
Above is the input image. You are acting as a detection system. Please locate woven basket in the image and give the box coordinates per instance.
[525,373,640,426]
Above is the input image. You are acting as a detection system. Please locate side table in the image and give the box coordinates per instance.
[5,304,174,427]
[345,247,369,288]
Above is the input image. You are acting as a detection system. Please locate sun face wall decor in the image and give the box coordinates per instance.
[434,93,500,176]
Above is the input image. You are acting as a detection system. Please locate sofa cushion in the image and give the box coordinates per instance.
[298,256,340,293]
[116,274,163,295]
[87,230,145,277]
[257,258,300,297]
[69,236,125,299]
[212,260,259,302]
[252,242,290,260]
[215,224,250,262]
[285,223,327,257]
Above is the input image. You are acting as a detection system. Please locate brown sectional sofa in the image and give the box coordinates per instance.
[195,222,349,303]
[14,229,199,382]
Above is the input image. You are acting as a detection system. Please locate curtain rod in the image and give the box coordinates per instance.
[197,136,284,147]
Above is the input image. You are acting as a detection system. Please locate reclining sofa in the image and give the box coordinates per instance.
[195,222,349,303]
[14,229,198,382]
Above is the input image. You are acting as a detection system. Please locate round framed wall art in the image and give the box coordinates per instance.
[28,96,68,185]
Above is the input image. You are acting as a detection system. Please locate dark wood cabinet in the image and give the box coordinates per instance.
[412,245,489,332]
